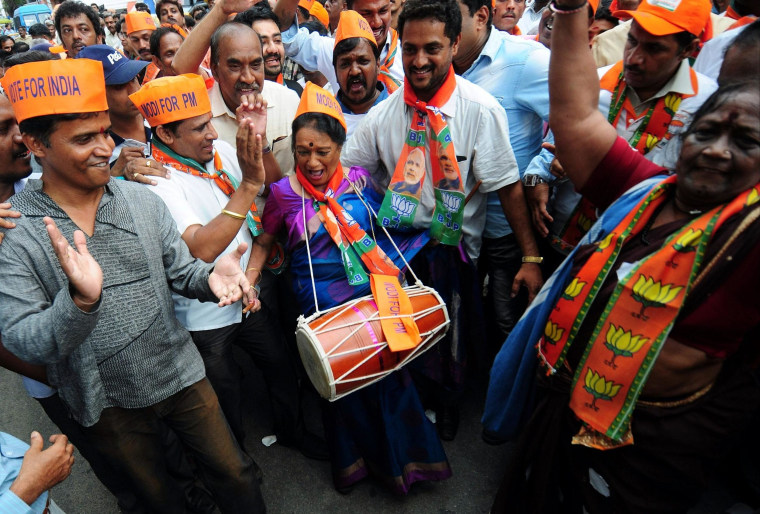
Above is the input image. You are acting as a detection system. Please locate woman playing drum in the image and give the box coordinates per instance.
[247,83,452,494]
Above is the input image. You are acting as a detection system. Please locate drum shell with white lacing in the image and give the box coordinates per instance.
[295,285,449,401]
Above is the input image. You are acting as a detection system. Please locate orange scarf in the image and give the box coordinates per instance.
[152,140,263,235]
[296,163,400,285]
[376,67,465,246]
[539,177,759,448]
[378,28,401,94]
[601,61,698,154]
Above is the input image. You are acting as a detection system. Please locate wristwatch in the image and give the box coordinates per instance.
[522,175,547,187]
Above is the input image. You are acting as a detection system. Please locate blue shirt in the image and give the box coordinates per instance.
[460,28,551,238]
[0,433,48,514]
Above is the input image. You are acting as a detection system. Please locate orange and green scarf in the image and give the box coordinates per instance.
[538,176,759,448]
[376,67,466,246]
[151,139,263,236]
[296,163,400,286]
[601,61,698,154]
[378,28,401,94]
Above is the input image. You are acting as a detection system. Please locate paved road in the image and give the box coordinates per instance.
[2,354,755,513]
[1,358,512,514]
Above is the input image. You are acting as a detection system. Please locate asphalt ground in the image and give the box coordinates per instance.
[2,351,757,513]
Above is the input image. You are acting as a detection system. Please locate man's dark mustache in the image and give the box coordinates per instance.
[264,52,281,61]
[235,82,260,91]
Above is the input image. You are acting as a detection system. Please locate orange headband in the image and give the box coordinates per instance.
[129,74,211,127]
[295,82,346,130]
[334,10,377,48]
[1,59,108,123]
[126,11,156,34]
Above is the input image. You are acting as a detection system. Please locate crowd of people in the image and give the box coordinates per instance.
[0,0,757,512]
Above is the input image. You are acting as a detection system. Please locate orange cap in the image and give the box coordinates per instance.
[298,0,315,11]
[334,10,377,48]
[129,74,211,127]
[1,59,108,123]
[310,2,329,29]
[588,0,599,14]
[295,82,346,130]
[614,0,711,37]
[125,11,156,34]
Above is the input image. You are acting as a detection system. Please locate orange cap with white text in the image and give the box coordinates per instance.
[614,0,711,37]
[129,74,211,127]
[125,11,156,34]
[295,82,346,130]
[1,59,108,123]
[334,10,377,48]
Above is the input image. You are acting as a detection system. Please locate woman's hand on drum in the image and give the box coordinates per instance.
[209,243,258,307]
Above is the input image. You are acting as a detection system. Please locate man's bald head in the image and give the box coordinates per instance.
[210,21,261,65]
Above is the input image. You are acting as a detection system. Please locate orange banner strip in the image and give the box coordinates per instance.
[370,275,421,352]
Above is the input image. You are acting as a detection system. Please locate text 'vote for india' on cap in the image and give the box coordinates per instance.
[295,81,347,130]
[614,0,711,37]
[334,10,377,48]
[310,2,329,29]
[76,45,149,85]
[1,59,108,124]
[129,74,211,127]
[125,11,156,35]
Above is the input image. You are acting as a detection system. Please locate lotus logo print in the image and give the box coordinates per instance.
[596,232,616,252]
[391,193,416,216]
[440,192,462,213]
[645,133,659,152]
[543,320,564,345]
[341,209,357,226]
[631,274,683,320]
[672,228,703,252]
[562,277,587,301]
[664,92,682,114]
[603,324,648,369]
[583,368,622,411]
[747,188,759,207]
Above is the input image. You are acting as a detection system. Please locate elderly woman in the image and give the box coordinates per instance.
[484,1,760,512]
[247,83,451,494]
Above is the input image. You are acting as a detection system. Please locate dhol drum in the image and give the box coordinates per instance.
[296,284,450,401]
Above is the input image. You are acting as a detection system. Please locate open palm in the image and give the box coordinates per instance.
[44,217,102,304]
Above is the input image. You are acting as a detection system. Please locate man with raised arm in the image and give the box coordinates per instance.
[273,0,403,94]
[0,58,264,513]
[173,0,299,181]
[342,0,543,441]
[484,0,760,510]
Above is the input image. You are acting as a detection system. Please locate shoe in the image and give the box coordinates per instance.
[437,405,460,441]
[281,431,330,461]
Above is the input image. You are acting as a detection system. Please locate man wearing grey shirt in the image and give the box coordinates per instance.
[0,59,265,513]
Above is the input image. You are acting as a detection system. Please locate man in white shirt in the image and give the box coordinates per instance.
[103,13,123,50]
[174,0,300,182]
[342,0,542,441]
[274,0,403,94]
[130,74,325,459]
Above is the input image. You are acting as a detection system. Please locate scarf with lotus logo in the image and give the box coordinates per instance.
[378,28,401,94]
[601,61,698,155]
[151,139,263,236]
[296,163,400,286]
[551,63,700,253]
[538,176,759,449]
[376,67,465,246]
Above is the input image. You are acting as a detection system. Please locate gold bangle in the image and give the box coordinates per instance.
[521,256,544,264]
[246,267,260,272]
[221,209,247,220]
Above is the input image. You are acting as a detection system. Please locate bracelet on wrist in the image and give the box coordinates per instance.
[521,256,544,264]
[549,0,589,14]
[221,209,247,220]
[262,144,272,154]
